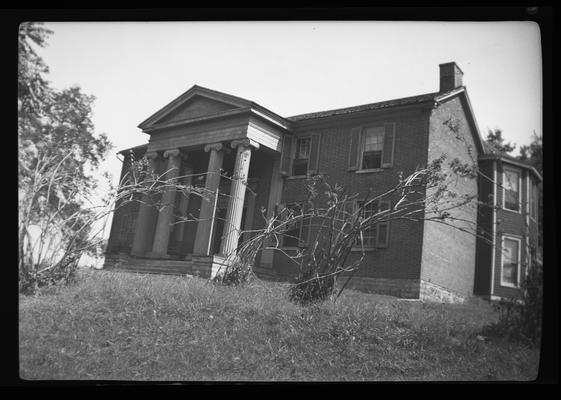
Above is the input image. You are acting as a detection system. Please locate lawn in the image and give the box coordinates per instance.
[19,269,540,381]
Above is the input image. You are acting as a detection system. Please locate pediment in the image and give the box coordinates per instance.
[156,95,239,124]
[138,85,253,131]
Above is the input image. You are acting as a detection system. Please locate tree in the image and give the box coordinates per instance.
[485,128,516,155]
[18,22,113,293]
[518,131,542,175]
[18,22,52,117]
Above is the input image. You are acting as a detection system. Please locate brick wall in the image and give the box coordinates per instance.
[420,95,479,297]
[474,159,495,295]
[272,107,432,283]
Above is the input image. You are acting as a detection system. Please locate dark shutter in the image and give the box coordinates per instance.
[308,134,321,175]
[280,135,294,176]
[376,200,391,248]
[381,123,395,168]
[348,127,362,171]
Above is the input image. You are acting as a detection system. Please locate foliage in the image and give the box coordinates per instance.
[485,128,517,155]
[481,248,543,346]
[518,131,542,175]
[18,22,53,116]
[18,22,113,294]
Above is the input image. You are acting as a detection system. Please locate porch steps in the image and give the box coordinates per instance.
[104,254,193,276]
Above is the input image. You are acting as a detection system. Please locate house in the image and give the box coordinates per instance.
[104,62,541,302]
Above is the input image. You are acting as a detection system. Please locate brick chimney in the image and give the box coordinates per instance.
[439,62,464,93]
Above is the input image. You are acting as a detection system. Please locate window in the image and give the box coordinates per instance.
[361,127,385,170]
[530,181,538,221]
[501,236,520,287]
[281,203,311,248]
[292,137,311,176]
[503,168,521,212]
[357,201,378,248]
[354,199,391,249]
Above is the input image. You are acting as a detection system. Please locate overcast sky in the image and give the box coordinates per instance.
[38,21,542,187]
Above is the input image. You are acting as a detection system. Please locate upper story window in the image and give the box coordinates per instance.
[501,236,520,288]
[348,123,395,172]
[503,168,521,212]
[361,127,385,170]
[292,137,312,176]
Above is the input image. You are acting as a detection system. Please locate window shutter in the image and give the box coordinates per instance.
[348,127,362,171]
[308,134,321,175]
[280,135,295,176]
[376,200,391,248]
[381,123,395,168]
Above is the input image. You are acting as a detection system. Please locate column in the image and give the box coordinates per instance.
[193,143,225,256]
[220,138,259,257]
[175,163,194,245]
[148,148,182,258]
[130,151,160,257]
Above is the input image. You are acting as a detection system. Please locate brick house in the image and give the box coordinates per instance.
[104,62,541,302]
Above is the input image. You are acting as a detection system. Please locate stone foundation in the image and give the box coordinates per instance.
[338,276,421,299]
[420,280,466,304]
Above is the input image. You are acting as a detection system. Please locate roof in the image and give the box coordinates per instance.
[287,88,464,122]
[480,142,542,181]
[118,143,148,155]
[138,84,290,132]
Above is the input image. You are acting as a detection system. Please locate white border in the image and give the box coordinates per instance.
[502,166,522,214]
[500,234,522,288]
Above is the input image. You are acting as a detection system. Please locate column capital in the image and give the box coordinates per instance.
[204,142,224,153]
[231,138,260,150]
[163,148,181,159]
[145,151,160,160]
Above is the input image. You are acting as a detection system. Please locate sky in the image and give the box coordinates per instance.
[37,21,542,195]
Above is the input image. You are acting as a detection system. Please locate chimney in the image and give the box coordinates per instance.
[439,62,463,93]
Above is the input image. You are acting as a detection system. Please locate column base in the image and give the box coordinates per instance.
[191,254,230,279]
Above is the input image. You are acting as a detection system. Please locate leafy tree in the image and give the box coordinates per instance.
[18,22,52,116]
[18,22,113,293]
[485,128,516,155]
[518,131,542,175]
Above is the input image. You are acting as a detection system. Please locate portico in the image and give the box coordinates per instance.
[117,85,290,278]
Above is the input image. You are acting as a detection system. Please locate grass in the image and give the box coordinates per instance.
[19,269,540,381]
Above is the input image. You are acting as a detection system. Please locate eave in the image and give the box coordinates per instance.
[141,106,291,134]
[478,154,543,182]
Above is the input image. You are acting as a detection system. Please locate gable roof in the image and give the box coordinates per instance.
[138,85,290,132]
[287,86,487,157]
[287,87,465,122]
